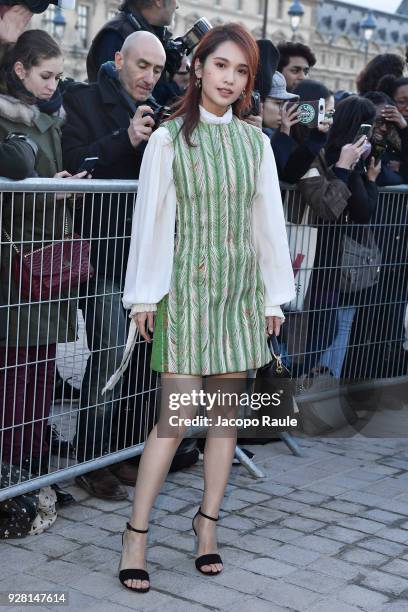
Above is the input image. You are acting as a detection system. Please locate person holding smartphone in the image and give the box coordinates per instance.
[292,95,381,380]
[0,30,88,477]
[362,91,408,186]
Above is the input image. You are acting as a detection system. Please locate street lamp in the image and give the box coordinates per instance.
[53,6,67,40]
[288,0,305,40]
[262,0,269,39]
[360,10,377,64]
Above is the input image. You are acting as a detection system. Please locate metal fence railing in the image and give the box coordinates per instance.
[1,179,407,499]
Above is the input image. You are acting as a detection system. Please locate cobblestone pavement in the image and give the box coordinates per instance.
[3,436,408,612]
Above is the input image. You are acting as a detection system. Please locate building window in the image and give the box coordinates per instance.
[350,56,355,69]
[42,5,56,36]
[236,0,243,10]
[336,53,341,67]
[277,0,284,19]
[214,0,221,6]
[77,4,89,46]
[321,52,326,65]
[258,0,264,15]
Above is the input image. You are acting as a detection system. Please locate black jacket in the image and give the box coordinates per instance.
[61,64,149,284]
[86,9,172,88]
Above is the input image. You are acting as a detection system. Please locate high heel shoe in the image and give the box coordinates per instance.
[118,522,150,592]
[192,507,223,575]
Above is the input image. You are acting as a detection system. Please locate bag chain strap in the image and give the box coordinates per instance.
[2,213,72,256]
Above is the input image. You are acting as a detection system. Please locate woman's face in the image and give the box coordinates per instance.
[13,55,63,100]
[393,84,408,120]
[262,98,283,129]
[372,103,391,141]
[195,40,250,116]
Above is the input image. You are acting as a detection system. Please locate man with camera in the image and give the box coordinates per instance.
[87,0,179,85]
[61,31,166,500]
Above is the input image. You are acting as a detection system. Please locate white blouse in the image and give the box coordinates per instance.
[122,105,296,319]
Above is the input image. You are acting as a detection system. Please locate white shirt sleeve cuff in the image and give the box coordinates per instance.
[265,305,285,320]
[130,304,157,316]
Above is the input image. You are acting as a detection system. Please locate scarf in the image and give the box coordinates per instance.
[5,66,63,115]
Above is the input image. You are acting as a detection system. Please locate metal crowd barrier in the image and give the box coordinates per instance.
[0,179,407,500]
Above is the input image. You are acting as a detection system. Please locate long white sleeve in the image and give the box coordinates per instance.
[122,126,176,311]
[251,132,296,316]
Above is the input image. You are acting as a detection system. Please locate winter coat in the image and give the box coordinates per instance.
[0,93,77,347]
[61,64,148,284]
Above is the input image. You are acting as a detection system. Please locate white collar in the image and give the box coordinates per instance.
[199,105,233,124]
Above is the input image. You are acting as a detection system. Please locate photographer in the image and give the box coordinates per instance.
[87,0,178,86]
[62,31,166,501]
[363,91,408,186]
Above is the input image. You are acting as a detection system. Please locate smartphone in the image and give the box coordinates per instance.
[353,123,372,143]
[77,156,99,174]
[296,98,325,129]
[243,90,261,117]
[250,91,261,116]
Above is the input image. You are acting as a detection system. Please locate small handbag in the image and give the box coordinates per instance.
[3,215,94,301]
[339,227,381,293]
[254,334,299,419]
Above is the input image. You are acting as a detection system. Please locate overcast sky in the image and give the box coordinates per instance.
[340,0,402,13]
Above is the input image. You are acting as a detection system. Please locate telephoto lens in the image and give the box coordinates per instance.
[182,18,212,55]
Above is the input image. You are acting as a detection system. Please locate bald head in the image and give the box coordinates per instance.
[121,30,165,59]
[115,31,166,102]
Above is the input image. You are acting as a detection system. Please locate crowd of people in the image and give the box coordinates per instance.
[0,0,407,589]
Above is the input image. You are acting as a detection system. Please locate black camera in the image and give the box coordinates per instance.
[0,0,75,12]
[142,98,172,130]
[165,18,212,75]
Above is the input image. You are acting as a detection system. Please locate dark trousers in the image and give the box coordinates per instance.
[74,275,127,462]
[0,344,56,464]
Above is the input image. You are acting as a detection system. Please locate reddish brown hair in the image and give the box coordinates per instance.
[169,23,259,146]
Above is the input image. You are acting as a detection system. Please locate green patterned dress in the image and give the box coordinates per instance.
[150,116,271,375]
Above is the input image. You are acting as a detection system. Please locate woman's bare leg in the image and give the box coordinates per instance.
[193,371,247,574]
[120,373,201,589]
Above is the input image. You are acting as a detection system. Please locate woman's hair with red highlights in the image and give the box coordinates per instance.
[169,23,259,146]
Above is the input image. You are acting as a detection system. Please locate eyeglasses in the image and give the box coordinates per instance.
[289,66,310,75]
[324,110,335,118]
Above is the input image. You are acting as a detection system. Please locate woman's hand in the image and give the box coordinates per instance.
[133,311,155,343]
[266,316,283,337]
[245,114,263,129]
[53,170,90,199]
[336,135,367,170]
[381,105,407,130]
[367,157,382,182]
[280,102,300,136]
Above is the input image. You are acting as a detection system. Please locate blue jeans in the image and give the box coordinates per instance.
[74,275,127,462]
[320,307,357,378]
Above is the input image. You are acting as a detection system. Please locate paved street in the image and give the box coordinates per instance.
[2,434,408,612]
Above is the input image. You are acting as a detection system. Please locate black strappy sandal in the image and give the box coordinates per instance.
[192,507,223,575]
[118,522,150,592]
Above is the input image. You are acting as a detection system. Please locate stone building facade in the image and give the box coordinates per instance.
[30,0,408,91]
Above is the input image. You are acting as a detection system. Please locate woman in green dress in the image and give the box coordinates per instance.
[112,23,295,592]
